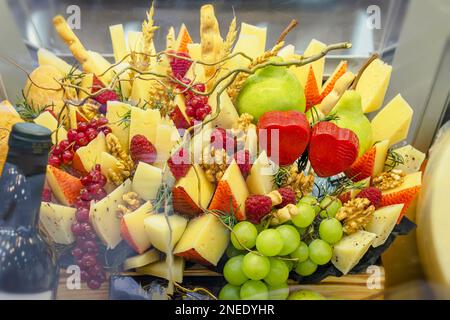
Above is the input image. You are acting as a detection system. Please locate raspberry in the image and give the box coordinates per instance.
[130,135,158,165]
[245,195,273,224]
[210,128,237,153]
[234,150,251,179]
[170,51,192,78]
[91,75,118,105]
[168,148,191,180]
[356,187,382,208]
[276,187,296,208]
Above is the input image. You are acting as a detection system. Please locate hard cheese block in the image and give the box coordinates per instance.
[123,249,160,270]
[174,214,229,266]
[356,59,392,113]
[371,94,413,146]
[246,150,276,195]
[136,256,185,283]
[72,132,107,174]
[143,214,188,253]
[132,162,163,201]
[128,107,161,146]
[40,202,76,245]
[90,179,132,249]
[385,145,426,174]
[296,39,327,91]
[209,89,240,129]
[365,204,404,247]
[154,120,181,166]
[331,230,376,274]
[106,101,131,150]
[37,48,80,75]
[121,201,154,254]
[109,24,129,63]
[33,111,67,144]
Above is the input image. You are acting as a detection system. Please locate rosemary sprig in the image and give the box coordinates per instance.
[15,91,51,121]
[118,109,131,128]
[385,148,404,171]
[274,166,290,188]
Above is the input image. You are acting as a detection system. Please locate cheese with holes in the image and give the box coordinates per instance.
[136,256,185,283]
[246,150,276,195]
[33,111,67,144]
[37,48,80,75]
[121,201,154,253]
[128,106,161,145]
[132,162,162,201]
[40,202,76,245]
[297,39,327,90]
[174,214,229,266]
[110,24,129,63]
[371,94,413,146]
[331,230,376,274]
[90,179,132,249]
[123,249,160,270]
[143,214,188,253]
[365,204,404,247]
[106,101,131,150]
[356,59,392,113]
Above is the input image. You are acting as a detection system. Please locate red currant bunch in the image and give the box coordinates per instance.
[176,78,212,122]
[71,164,108,290]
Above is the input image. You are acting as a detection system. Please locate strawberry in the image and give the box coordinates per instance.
[91,75,118,105]
[258,111,311,165]
[130,135,157,165]
[245,195,273,224]
[356,187,382,208]
[309,121,359,177]
[170,51,192,78]
[234,150,251,179]
[168,148,191,180]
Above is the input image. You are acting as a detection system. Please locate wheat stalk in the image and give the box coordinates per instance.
[222,16,237,58]
[140,1,159,68]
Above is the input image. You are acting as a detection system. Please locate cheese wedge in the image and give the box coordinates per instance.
[110,24,129,63]
[246,150,276,195]
[106,101,131,150]
[154,121,181,167]
[297,39,327,90]
[121,201,154,253]
[33,111,67,144]
[371,94,413,146]
[385,145,426,174]
[40,202,76,245]
[132,162,163,201]
[136,256,185,283]
[72,132,107,174]
[209,90,240,129]
[87,51,114,84]
[89,179,132,249]
[143,214,188,253]
[37,48,80,76]
[123,249,160,270]
[78,73,94,101]
[98,152,120,192]
[174,214,229,266]
[128,106,161,146]
[356,59,392,113]
[331,230,376,274]
[365,204,404,247]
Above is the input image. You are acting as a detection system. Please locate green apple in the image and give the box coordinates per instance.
[236,59,306,121]
[330,90,373,156]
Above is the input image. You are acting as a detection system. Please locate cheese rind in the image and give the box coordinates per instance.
[132,162,163,201]
[90,179,132,249]
[371,94,413,146]
[136,256,185,283]
[40,202,76,245]
[174,214,229,266]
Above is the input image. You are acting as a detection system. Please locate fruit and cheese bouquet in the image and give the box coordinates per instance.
[0,2,423,299]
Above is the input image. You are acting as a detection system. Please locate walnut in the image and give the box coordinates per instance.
[270,204,298,226]
[235,113,254,132]
[336,198,375,234]
[116,192,144,218]
[116,204,131,218]
[106,134,134,185]
[281,166,315,199]
[200,147,230,183]
[372,169,405,191]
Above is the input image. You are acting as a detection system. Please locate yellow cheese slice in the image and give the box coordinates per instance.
[365,204,404,247]
[385,144,426,174]
[297,39,327,90]
[98,151,120,192]
[175,164,215,209]
[37,48,80,76]
[222,159,250,215]
[143,214,188,253]
[122,201,154,253]
[33,111,67,144]
[209,90,239,129]
[132,162,163,201]
[356,59,392,113]
[106,101,131,150]
[174,214,229,266]
[245,124,258,160]
[136,256,185,283]
[127,31,143,52]
[128,106,161,146]
[112,62,132,99]
[73,132,107,173]
[154,121,181,167]
[90,179,132,249]
[109,24,129,63]
[87,51,114,84]
[40,202,76,245]
[381,171,422,196]
[123,249,160,270]
[246,150,276,195]
[371,94,413,146]
[372,139,390,177]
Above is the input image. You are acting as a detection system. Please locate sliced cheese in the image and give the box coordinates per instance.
[372,139,390,177]
[175,164,215,209]
[245,124,258,160]
[174,214,229,266]
[222,159,250,214]
[128,106,161,146]
[98,151,120,192]
[143,214,188,253]
[209,90,240,129]
[381,171,422,196]
[87,51,114,84]
[371,94,413,146]
[127,31,143,52]
[72,132,107,173]
[106,101,131,150]
[385,144,426,174]
[33,111,67,144]
[246,150,276,195]
[40,202,76,245]
[110,24,129,63]
[365,204,404,247]
[122,201,154,253]
[37,48,80,76]
[132,162,162,201]
[136,256,185,283]
[356,59,392,113]
[331,230,376,274]
[89,179,132,249]
[78,73,94,101]
[297,39,327,90]
[154,121,181,167]
[123,249,160,270]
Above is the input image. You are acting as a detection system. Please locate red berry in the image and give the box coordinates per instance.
[80,189,93,202]
[75,198,90,209]
[234,150,252,179]
[52,145,63,156]
[210,128,236,152]
[41,188,52,202]
[81,175,92,187]
[245,195,273,224]
[170,51,192,78]
[195,108,208,121]
[76,208,90,222]
[71,247,84,259]
[97,117,108,127]
[168,148,191,180]
[59,139,70,150]
[186,106,196,117]
[356,187,382,208]
[77,122,88,132]
[62,150,74,164]
[80,270,90,282]
[83,240,98,253]
[67,129,78,142]
[48,155,61,167]
[87,279,102,290]
[193,83,206,93]
[130,135,158,165]
[100,127,112,136]
[276,187,297,209]
[71,222,83,236]
[88,264,103,277]
[81,254,96,268]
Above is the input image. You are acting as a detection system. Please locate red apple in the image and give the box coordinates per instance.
[257,110,311,165]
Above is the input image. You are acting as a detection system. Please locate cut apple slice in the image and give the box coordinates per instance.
[174,214,229,266]
[380,171,422,221]
[209,159,249,221]
[120,201,154,254]
[33,111,67,145]
[46,165,83,206]
[143,214,188,253]
[106,101,131,150]
[365,204,404,247]
[123,249,160,270]
[132,162,162,201]
[40,202,76,245]
[72,132,107,174]
[246,150,276,195]
[136,256,185,283]
[172,164,214,217]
